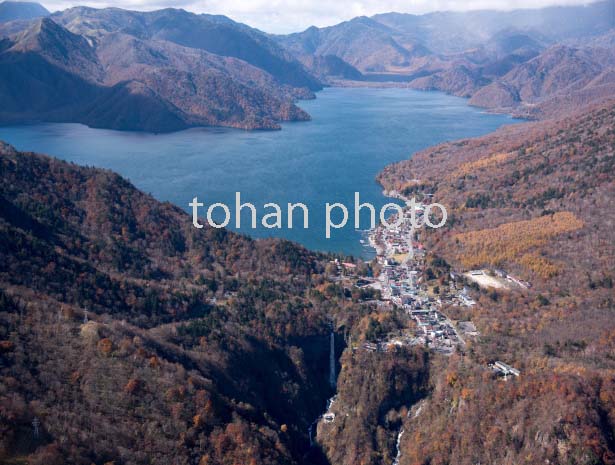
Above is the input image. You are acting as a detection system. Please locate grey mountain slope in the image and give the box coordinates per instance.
[276,0,613,78]
[52,7,322,91]
[0,1,48,22]
[0,12,316,132]
[372,1,614,54]
[275,1,614,117]
[278,16,430,72]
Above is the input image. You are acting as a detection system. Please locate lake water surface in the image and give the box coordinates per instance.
[0,87,519,257]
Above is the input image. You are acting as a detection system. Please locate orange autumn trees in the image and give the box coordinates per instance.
[453,211,584,278]
[375,102,615,465]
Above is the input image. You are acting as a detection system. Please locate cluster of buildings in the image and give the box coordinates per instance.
[360,200,471,354]
[326,196,524,380]
[409,309,462,354]
[490,360,521,378]
[315,198,524,440]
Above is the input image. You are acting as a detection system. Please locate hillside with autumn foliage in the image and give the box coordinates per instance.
[375,101,615,465]
[1,98,615,465]
[0,140,406,465]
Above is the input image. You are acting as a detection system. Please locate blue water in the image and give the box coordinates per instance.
[0,87,519,257]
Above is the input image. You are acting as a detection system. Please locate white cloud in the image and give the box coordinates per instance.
[38,0,601,33]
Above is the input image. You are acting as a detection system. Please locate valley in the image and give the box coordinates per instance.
[0,1,614,465]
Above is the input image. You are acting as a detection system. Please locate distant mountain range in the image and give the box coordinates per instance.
[0,1,613,131]
[276,0,615,118]
[0,5,321,131]
[278,2,612,69]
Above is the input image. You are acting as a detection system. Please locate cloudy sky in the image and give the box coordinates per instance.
[38,0,600,33]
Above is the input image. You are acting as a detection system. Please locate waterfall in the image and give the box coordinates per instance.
[329,331,336,388]
[307,331,338,448]
[392,428,404,465]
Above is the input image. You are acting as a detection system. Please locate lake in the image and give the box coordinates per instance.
[0,87,519,258]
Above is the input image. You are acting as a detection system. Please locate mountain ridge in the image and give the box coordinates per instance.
[275,1,615,117]
[375,99,615,465]
[0,9,321,132]
[0,138,356,464]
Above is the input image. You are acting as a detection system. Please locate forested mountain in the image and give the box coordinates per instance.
[376,100,615,465]
[51,7,321,91]
[278,17,430,74]
[1,99,614,464]
[0,8,321,131]
[0,140,386,464]
[469,43,615,118]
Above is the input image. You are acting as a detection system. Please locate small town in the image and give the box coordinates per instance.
[367,196,471,354]
[327,193,525,377]
[315,194,525,432]
[326,194,475,355]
